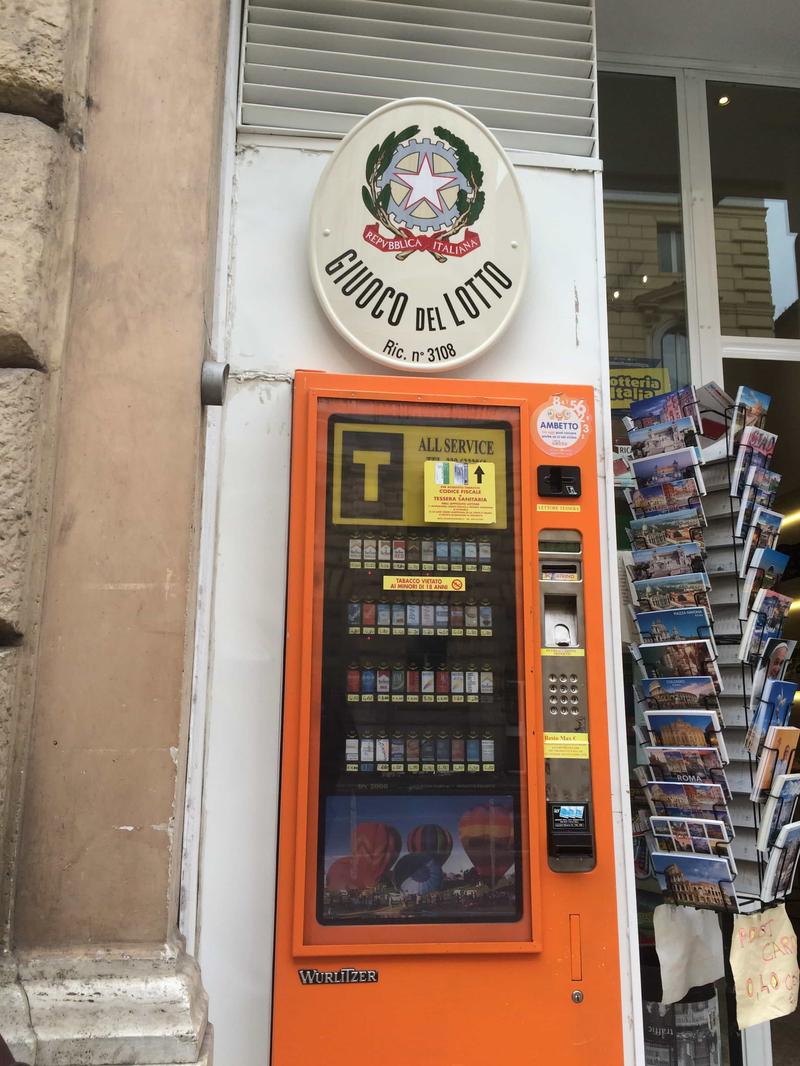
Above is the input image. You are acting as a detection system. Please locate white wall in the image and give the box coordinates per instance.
[195,140,641,1065]
[230,144,604,384]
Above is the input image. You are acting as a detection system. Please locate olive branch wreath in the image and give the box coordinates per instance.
[361,125,485,264]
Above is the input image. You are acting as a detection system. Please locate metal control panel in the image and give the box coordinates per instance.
[539,529,596,872]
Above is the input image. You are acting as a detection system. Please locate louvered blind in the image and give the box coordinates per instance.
[240,0,597,158]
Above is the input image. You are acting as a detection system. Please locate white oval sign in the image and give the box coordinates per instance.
[309,98,529,373]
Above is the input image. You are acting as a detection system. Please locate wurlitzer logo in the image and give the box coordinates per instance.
[297,968,379,986]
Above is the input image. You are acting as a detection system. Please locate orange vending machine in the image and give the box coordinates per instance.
[273,371,624,1065]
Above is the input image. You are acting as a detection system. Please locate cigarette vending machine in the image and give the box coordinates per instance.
[272,371,624,1065]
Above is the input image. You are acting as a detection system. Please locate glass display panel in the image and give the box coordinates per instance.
[598,73,691,454]
[707,81,800,341]
[314,400,527,929]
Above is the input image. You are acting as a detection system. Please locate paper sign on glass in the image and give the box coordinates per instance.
[424,460,496,524]
[730,904,799,1029]
[654,904,724,1005]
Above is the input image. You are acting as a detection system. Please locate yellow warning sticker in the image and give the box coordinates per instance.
[541,647,586,657]
[424,460,496,525]
[383,574,467,592]
[536,503,582,513]
[543,732,590,760]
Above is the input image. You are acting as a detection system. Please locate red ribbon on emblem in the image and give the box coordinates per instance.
[362,223,481,258]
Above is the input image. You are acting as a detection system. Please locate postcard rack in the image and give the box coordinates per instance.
[621,387,794,1065]
[702,402,788,1066]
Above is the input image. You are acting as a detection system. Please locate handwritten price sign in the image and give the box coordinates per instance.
[730,905,799,1029]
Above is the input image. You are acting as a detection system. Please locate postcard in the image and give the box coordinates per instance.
[628,479,706,522]
[739,547,790,621]
[627,542,705,582]
[627,507,706,553]
[643,779,729,816]
[635,606,712,645]
[748,639,797,719]
[745,679,798,755]
[644,745,730,796]
[651,815,731,843]
[735,467,782,538]
[728,385,771,451]
[636,639,721,689]
[644,710,727,762]
[739,589,794,664]
[631,448,706,495]
[731,425,777,497]
[628,416,700,461]
[750,725,800,803]
[630,386,698,430]
[695,380,733,442]
[612,443,635,489]
[644,780,733,810]
[633,572,711,613]
[650,851,738,912]
[757,775,800,855]
[649,816,736,874]
[639,675,720,711]
[762,820,800,903]
[740,506,783,577]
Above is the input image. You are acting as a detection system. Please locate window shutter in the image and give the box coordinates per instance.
[240,0,596,158]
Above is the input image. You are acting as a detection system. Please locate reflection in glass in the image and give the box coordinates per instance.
[708,82,800,340]
[598,73,691,444]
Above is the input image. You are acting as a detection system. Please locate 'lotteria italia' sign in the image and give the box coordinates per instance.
[309,98,529,373]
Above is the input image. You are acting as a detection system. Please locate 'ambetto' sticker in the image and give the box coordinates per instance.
[533,394,591,457]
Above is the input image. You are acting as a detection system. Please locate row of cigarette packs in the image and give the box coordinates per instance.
[346,599,494,635]
[344,729,497,774]
[348,532,492,570]
[346,663,496,701]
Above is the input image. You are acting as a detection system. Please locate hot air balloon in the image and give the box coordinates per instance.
[458,803,515,884]
[351,822,401,881]
[394,853,444,896]
[326,855,383,891]
[406,823,453,863]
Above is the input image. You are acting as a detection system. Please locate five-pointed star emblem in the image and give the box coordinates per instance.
[394,155,458,213]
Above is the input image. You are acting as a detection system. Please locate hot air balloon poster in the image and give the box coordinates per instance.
[321,794,521,924]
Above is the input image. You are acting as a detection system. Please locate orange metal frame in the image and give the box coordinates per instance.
[272,370,624,1066]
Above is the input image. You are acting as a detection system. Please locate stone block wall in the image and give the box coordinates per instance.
[0,2,79,964]
[0,9,80,1059]
[0,117,65,366]
[0,0,73,126]
[0,370,43,636]
[0,0,223,1062]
